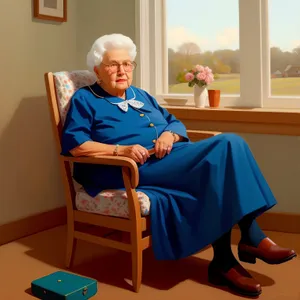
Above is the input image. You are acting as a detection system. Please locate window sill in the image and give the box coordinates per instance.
[162,105,300,136]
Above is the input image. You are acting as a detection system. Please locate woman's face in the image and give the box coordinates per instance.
[94,49,135,94]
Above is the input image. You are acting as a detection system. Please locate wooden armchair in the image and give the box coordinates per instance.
[44,70,220,292]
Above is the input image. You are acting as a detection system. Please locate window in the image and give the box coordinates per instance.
[269,0,300,96]
[135,0,300,109]
[166,0,240,97]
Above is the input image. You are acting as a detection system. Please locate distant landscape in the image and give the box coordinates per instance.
[168,43,300,96]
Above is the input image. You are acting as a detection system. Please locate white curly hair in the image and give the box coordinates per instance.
[86,33,137,73]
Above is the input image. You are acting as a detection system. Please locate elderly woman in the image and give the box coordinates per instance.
[61,34,296,297]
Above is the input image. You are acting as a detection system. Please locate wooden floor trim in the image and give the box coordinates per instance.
[256,212,300,234]
[0,207,67,246]
[0,208,299,246]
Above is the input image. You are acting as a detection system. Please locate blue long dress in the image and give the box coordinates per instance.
[61,83,277,260]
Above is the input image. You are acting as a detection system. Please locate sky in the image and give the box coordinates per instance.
[166,0,300,52]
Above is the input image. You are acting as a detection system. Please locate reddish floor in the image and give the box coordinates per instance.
[1,226,299,299]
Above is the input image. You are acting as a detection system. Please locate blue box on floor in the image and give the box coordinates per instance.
[31,271,98,299]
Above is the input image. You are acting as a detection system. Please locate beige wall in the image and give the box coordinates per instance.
[0,0,79,225]
[0,0,299,226]
[76,0,137,84]
[239,134,300,213]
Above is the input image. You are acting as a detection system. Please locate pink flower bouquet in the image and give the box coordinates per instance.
[184,65,214,88]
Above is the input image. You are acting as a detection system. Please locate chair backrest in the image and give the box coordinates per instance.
[44,70,97,202]
[44,70,97,152]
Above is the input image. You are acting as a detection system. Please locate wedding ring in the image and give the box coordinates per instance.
[141,152,145,156]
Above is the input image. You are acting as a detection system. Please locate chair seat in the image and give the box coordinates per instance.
[75,188,151,218]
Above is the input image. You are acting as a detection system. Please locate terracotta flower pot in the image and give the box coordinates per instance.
[208,90,221,108]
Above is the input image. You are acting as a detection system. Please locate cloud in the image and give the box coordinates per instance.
[215,28,239,49]
[167,27,209,52]
[290,40,300,50]
[270,40,300,51]
[167,26,239,51]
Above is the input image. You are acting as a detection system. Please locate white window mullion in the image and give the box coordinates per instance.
[148,0,167,99]
[239,0,263,107]
[135,0,151,92]
[149,0,159,97]
[153,0,168,96]
[161,0,169,95]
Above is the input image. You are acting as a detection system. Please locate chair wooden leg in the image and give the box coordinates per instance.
[131,239,143,292]
[65,223,77,268]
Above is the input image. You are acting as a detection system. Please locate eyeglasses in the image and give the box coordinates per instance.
[101,61,137,73]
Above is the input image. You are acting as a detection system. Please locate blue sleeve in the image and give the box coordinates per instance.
[136,88,190,141]
[61,94,93,155]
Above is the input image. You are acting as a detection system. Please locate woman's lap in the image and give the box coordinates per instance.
[136,133,277,260]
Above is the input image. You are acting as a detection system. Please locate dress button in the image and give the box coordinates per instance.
[149,123,154,127]
[140,113,144,117]
[152,139,156,143]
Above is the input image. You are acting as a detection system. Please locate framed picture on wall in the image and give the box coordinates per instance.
[33,0,67,22]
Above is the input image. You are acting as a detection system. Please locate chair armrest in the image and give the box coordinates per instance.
[61,155,139,188]
[187,129,221,141]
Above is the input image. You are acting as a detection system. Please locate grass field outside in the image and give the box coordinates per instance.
[169,74,300,96]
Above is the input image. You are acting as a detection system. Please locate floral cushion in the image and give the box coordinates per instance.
[54,70,151,218]
[76,188,151,218]
[54,70,97,124]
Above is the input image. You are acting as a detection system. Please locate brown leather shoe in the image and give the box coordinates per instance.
[208,262,262,297]
[238,237,297,265]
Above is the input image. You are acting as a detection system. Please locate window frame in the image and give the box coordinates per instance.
[135,0,300,109]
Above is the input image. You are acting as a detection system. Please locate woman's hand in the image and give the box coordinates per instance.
[155,132,174,159]
[119,144,150,164]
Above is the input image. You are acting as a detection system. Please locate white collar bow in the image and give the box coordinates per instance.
[88,85,144,112]
[112,99,144,112]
